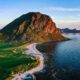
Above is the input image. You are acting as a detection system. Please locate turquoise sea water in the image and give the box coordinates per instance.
[36,33,80,80]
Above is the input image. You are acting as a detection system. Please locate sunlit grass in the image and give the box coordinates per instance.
[0,41,39,80]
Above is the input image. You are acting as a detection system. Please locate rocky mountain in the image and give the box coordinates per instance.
[58,28,80,33]
[0,12,67,42]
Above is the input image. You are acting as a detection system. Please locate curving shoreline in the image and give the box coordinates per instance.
[12,43,44,80]
[25,43,44,74]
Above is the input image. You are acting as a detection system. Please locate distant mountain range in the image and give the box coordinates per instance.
[0,12,67,42]
[58,28,80,33]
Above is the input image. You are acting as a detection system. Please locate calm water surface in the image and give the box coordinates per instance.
[35,33,80,80]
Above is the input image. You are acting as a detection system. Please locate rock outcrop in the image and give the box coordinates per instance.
[1,12,67,42]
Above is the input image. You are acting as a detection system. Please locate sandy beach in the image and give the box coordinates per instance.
[12,43,44,80]
[25,43,44,74]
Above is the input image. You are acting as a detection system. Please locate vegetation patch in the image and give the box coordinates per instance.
[0,42,39,80]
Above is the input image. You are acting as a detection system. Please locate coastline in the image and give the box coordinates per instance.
[25,43,44,74]
[12,43,44,80]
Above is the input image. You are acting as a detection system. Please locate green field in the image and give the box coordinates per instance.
[0,40,31,49]
[0,41,39,80]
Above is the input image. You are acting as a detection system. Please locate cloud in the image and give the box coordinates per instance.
[47,7,80,12]
[0,24,4,29]
[57,22,80,30]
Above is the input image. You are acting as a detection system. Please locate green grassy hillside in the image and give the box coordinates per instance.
[0,42,39,80]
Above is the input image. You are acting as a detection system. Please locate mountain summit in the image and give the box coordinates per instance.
[1,12,67,42]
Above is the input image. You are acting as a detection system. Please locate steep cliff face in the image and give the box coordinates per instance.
[1,12,66,42]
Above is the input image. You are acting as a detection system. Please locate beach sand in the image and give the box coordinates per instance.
[12,43,44,80]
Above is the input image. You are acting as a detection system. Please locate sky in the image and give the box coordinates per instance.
[0,0,80,29]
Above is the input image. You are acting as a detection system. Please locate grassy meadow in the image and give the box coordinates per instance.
[0,41,39,80]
